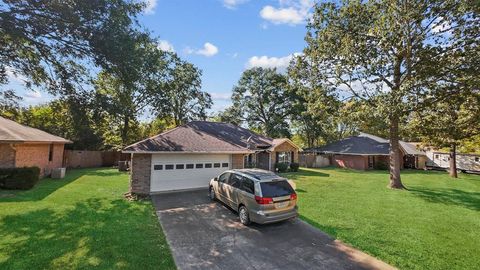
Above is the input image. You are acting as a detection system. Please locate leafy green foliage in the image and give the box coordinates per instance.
[0,167,40,190]
[289,162,300,172]
[0,0,146,94]
[275,162,289,173]
[299,0,480,188]
[229,67,293,138]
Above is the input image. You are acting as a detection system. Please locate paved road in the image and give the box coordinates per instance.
[152,190,394,270]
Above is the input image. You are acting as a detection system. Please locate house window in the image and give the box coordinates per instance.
[176,164,184,169]
[213,163,221,168]
[475,157,479,162]
[277,152,291,163]
[154,165,163,170]
[48,144,54,162]
[435,154,439,159]
[205,163,212,168]
[222,163,229,168]
[165,165,174,170]
[186,164,194,169]
[196,163,204,169]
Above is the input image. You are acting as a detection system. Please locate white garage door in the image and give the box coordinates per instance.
[150,154,231,192]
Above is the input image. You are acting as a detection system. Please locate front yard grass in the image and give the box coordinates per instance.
[0,168,175,270]
[283,167,480,270]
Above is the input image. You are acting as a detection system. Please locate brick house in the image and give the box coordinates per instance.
[123,121,300,195]
[302,133,426,170]
[0,116,71,177]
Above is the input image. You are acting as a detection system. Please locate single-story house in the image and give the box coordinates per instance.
[302,133,426,170]
[0,116,71,176]
[123,121,300,194]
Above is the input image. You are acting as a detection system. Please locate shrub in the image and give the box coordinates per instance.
[275,162,289,173]
[290,162,300,172]
[374,161,389,170]
[0,167,41,190]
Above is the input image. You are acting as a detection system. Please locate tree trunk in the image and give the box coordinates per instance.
[121,115,129,147]
[449,144,458,178]
[388,117,406,189]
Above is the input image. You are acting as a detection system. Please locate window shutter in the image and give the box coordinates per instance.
[291,151,294,163]
[276,152,279,163]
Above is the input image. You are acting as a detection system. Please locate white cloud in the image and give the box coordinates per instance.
[246,53,300,70]
[260,0,313,25]
[5,67,27,83]
[144,0,157,14]
[24,90,42,99]
[185,42,219,57]
[223,0,248,9]
[209,92,231,101]
[157,40,175,52]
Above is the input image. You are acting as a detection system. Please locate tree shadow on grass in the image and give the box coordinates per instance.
[0,198,174,270]
[410,187,480,211]
[0,168,125,202]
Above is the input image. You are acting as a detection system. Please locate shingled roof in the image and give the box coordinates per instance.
[0,116,71,144]
[304,133,424,156]
[123,121,281,153]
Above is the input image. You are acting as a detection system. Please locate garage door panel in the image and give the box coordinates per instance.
[150,154,231,192]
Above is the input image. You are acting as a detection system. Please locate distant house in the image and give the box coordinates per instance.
[302,133,427,170]
[123,121,300,194]
[425,150,480,173]
[0,116,71,176]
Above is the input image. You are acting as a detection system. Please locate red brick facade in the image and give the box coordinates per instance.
[270,141,299,171]
[0,143,65,177]
[130,153,151,195]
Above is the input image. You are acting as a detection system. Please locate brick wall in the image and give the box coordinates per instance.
[231,154,245,169]
[270,141,299,170]
[0,144,15,168]
[333,155,368,170]
[130,153,151,195]
[15,143,65,176]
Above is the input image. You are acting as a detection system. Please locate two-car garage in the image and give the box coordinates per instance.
[150,154,231,192]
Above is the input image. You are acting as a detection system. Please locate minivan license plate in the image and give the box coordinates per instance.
[275,202,288,208]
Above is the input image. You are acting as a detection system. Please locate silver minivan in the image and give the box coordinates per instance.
[209,169,298,225]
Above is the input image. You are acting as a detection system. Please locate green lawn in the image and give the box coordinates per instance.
[0,168,175,270]
[283,167,480,270]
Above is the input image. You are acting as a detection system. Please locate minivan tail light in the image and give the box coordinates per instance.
[290,193,297,200]
[255,196,273,204]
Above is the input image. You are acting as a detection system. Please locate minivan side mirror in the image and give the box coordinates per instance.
[213,177,218,181]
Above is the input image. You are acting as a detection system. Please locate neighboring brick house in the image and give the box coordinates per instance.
[0,116,71,177]
[123,121,300,195]
[302,133,426,170]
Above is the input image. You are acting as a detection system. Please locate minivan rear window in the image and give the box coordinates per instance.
[260,180,294,197]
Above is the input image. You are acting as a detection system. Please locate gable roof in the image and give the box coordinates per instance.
[123,121,283,153]
[304,133,425,156]
[0,116,71,144]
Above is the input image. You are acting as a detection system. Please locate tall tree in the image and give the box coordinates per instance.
[289,56,355,147]
[0,0,146,95]
[229,67,293,138]
[301,0,479,189]
[410,91,480,178]
[151,56,212,126]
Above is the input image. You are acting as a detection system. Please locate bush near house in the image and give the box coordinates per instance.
[290,162,300,172]
[275,162,289,172]
[0,167,40,190]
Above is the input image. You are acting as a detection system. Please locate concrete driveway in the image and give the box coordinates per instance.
[152,190,394,270]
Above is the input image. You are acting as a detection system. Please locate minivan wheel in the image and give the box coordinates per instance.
[209,187,216,200]
[238,206,250,225]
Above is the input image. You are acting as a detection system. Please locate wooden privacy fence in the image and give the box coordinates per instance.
[63,150,130,168]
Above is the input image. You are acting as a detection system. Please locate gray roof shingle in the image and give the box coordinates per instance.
[304,133,425,156]
[0,116,71,144]
[123,121,275,153]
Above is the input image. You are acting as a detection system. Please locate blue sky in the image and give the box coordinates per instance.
[10,0,313,114]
